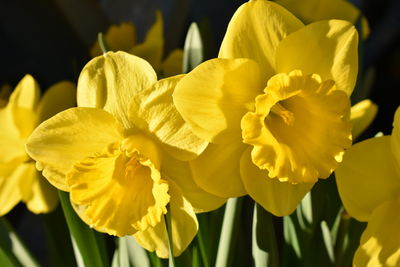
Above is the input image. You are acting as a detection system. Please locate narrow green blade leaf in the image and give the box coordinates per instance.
[321,221,335,263]
[215,197,243,267]
[165,209,176,267]
[0,217,40,267]
[98,32,111,54]
[252,204,279,267]
[283,215,301,259]
[58,191,108,267]
[182,23,203,73]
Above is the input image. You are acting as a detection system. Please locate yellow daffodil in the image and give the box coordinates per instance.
[335,106,400,266]
[91,11,183,77]
[351,99,378,139]
[0,75,76,215]
[26,51,224,258]
[274,0,370,39]
[173,0,358,216]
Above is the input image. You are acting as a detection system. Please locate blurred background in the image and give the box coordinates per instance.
[0,0,399,265]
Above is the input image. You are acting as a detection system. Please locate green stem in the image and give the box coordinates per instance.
[165,208,176,267]
[98,32,110,54]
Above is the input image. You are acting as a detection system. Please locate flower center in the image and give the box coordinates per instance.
[270,102,295,126]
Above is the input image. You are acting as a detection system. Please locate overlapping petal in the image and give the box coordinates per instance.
[190,142,247,198]
[390,107,400,168]
[26,107,124,191]
[134,180,198,258]
[335,136,400,221]
[77,51,157,129]
[275,20,358,95]
[350,99,378,139]
[129,75,208,161]
[240,148,314,216]
[219,0,303,81]
[173,58,263,144]
[353,197,400,267]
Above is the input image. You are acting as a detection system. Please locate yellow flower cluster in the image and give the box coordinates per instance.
[2,0,395,265]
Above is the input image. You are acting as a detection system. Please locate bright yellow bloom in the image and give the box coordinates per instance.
[274,0,370,39]
[173,0,359,216]
[26,51,224,258]
[335,106,400,266]
[0,75,76,215]
[351,99,378,139]
[90,11,183,77]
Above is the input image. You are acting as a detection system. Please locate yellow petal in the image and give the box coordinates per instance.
[390,107,400,168]
[37,81,76,122]
[0,161,31,215]
[90,22,137,57]
[190,142,247,198]
[350,99,378,139]
[173,58,263,144]
[130,74,208,161]
[275,20,358,95]
[26,107,124,191]
[160,49,183,77]
[353,197,400,267]
[219,0,303,81]
[69,134,169,236]
[134,179,198,258]
[77,51,157,129]
[242,71,352,183]
[161,151,226,213]
[240,147,314,216]
[130,10,163,71]
[276,0,370,39]
[19,163,58,214]
[335,136,400,221]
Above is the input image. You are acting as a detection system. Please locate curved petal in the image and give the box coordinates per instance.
[130,10,163,72]
[350,99,378,139]
[390,107,400,168]
[219,0,303,81]
[20,164,58,214]
[26,107,124,191]
[190,142,247,198]
[161,151,226,213]
[77,51,157,129]
[335,136,400,221]
[129,75,208,161]
[134,179,198,258]
[160,49,183,77]
[173,58,263,144]
[37,81,76,122]
[0,162,31,215]
[68,143,169,236]
[90,22,137,57]
[353,197,400,267]
[240,147,314,216]
[275,20,358,95]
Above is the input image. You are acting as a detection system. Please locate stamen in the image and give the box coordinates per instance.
[270,102,295,126]
[126,157,141,175]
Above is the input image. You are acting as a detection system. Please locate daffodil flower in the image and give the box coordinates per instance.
[0,75,76,215]
[173,0,358,216]
[91,11,183,77]
[274,0,370,39]
[26,51,224,258]
[335,106,400,266]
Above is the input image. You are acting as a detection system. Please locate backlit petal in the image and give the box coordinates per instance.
[37,81,76,122]
[174,58,263,143]
[240,148,314,216]
[77,51,157,129]
[161,151,226,213]
[69,135,169,236]
[26,107,124,191]
[190,142,247,198]
[275,20,358,95]
[130,75,207,161]
[390,107,400,168]
[134,179,198,258]
[335,136,400,221]
[219,0,303,81]
[350,99,378,139]
[353,197,400,267]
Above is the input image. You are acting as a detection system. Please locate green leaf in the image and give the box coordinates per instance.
[321,221,335,263]
[58,191,109,267]
[283,215,301,259]
[252,204,279,267]
[112,236,150,267]
[0,217,40,267]
[215,197,243,267]
[182,23,203,73]
[165,209,176,267]
[98,32,111,54]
